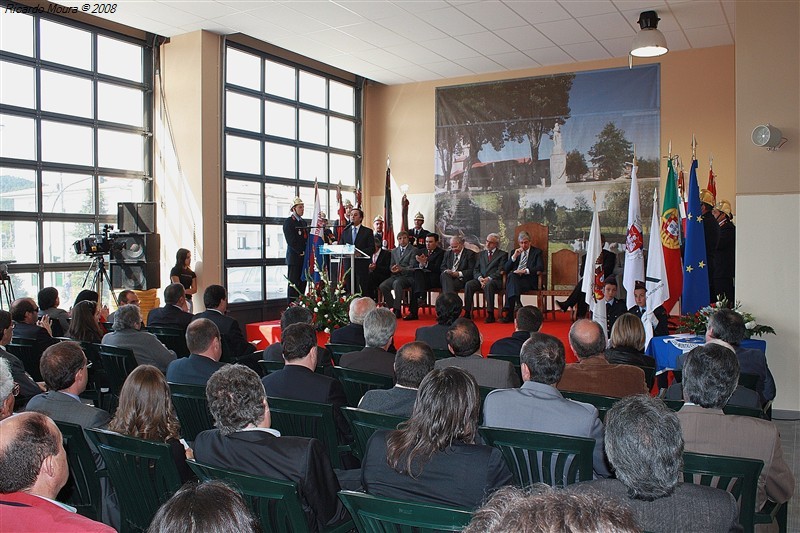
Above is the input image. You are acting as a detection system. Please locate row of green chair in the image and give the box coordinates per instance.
[325,343,450,366]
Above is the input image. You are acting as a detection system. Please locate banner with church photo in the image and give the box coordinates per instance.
[434,64,660,258]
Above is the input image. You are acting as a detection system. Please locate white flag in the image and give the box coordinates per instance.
[644,187,669,349]
[623,158,644,309]
[581,194,607,337]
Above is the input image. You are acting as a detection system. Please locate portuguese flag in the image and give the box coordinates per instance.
[660,158,683,314]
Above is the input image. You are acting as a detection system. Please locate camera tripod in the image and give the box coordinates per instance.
[81,254,117,307]
[0,262,15,311]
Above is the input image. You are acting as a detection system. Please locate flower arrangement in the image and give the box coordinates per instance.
[288,267,357,333]
[678,295,776,338]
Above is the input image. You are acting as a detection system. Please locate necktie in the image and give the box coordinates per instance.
[454,254,460,270]
[520,250,528,266]
[488,250,493,261]
[352,226,357,242]
[399,247,405,255]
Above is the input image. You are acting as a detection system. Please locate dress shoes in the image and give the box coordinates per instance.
[557,300,569,312]
[498,309,514,323]
[484,313,495,324]
[403,313,418,321]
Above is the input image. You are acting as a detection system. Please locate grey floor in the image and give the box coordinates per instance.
[773,417,799,532]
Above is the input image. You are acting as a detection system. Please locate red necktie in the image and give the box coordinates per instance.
[488,250,493,261]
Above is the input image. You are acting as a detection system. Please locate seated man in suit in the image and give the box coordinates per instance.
[484,333,610,478]
[677,343,794,512]
[556,319,647,398]
[329,296,375,347]
[629,281,669,337]
[10,297,59,367]
[359,341,434,417]
[37,287,69,338]
[489,305,542,356]
[439,235,476,295]
[499,231,543,323]
[435,318,519,390]
[415,292,462,351]
[106,290,140,325]
[166,319,226,386]
[379,231,416,319]
[0,310,43,410]
[404,233,444,321]
[571,395,740,533]
[464,233,508,324]
[146,283,193,330]
[366,236,391,301]
[263,306,333,366]
[339,308,396,376]
[192,285,257,365]
[600,277,627,338]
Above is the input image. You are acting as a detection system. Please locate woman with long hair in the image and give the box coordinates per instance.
[108,365,194,482]
[67,300,105,344]
[361,367,512,509]
[73,288,110,322]
[170,248,197,313]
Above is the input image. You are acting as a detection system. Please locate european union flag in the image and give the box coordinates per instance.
[681,159,710,314]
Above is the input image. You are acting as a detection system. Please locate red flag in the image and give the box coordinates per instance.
[335,184,346,242]
[661,158,683,313]
[707,168,717,198]
[383,166,395,250]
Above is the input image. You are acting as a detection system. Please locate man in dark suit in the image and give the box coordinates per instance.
[341,208,374,296]
[339,308,396,376]
[499,231,543,323]
[464,233,508,323]
[489,305,542,356]
[404,233,444,321]
[409,212,429,248]
[146,283,193,330]
[194,364,351,531]
[379,231,416,318]
[629,281,669,337]
[700,189,720,301]
[283,196,307,304]
[10,298,59,375]
[166,319,226,386]
[264,306,333,367]
[557,237,616,317]
[192,285,256,363]
[439,235,476,295]
[366,236,391,300]
[712,199,736,302]
[372,215,385,248]
[329,297,375,347]
[414,292,462,351]
[359,341,434,417]
[601,276,627,338]
[37,287,69,338]
[0,310,42,410]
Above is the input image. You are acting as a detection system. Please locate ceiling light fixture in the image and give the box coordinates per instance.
[630,11,669,59]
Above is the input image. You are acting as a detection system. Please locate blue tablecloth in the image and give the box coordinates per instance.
[645,335,767,373]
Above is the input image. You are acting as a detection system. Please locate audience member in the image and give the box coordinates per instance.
[414,292,462,351]
[74,290,109,322]
[37,287,69,338]
[379,231,416,319]
[557,319,647,398]
[0,310,43,409]
[358,341,435,417]
[10,297,59,366]
[571,395,740,533]
[439,235,476,296]
[147,480,258,533]
[166,319,225,386]
[262,306,333,367]
[0,359,15,420]
[435,318,519,389]
[629,280,669,337]
[192,285,256,363]
[464,233,508,323]
[146,283,193,330]
[106,290,139,324]
[329,297,375,347]
[66,300,105,344]
[366,235,391,300]
[102,304,176,373]
[483,333,610,478]
[404,233,444,321]
[340,307,396,376]
[605,312,656,368]
[488,305,542,356]
[499,231,543,323]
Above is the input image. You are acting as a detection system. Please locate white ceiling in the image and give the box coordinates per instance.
[60,0,734,84]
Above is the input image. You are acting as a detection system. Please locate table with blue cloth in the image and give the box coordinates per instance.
[645,334,767,374]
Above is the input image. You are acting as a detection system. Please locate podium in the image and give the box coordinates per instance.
[319,244,369,296]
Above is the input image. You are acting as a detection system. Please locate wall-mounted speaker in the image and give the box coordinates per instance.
[111,262,161,290]
[118,202,157,234]
[112,233,160,264]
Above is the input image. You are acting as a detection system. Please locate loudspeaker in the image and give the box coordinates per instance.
[112,233,160,264]
[111,262,161,290]
[118,202,157,233]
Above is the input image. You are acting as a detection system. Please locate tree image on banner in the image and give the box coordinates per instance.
[589,122,634,181]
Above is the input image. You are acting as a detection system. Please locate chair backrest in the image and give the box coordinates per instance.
[168,382,215,442]
[332,366,394,407]
[479,426,594,488]
[559,390,620,422]
[550,248,579,289]
[85,428,183,533]
[340,407,407,460]
[266,396,348,469]
[338,490,473,532]
[431,348,451,361]
[325,343,361,366]
[55,421,102,521]
[682,451,764,533]
[144,326,189,357]
[259,359,286,375]
[641,366,656,391]
[7,340,42,381]
[515,222,549,285]
[487,354,522,381]
[738,372,759,391]
[98,344,138,395]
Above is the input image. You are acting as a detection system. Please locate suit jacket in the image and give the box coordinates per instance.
[483,381,610,477]
[504,247,544,289]
[714,221,736,278]
[342,225,374,292]
[677,404,794,510]
[101,329,177,373]
[473,248,508,281]
[570,479,740,533]
[441,248,477,281]
[368,248,392,282]
[339,347,395,377]
[408,227,429,247]
[388,245,416,276]
[0,491,115,533]
[414,324,450,351]
[735,345,775,404]
[166,354,226,386]
[358,386,417,418]
[556,355,647,398]
[414,247,444,287]
[12,321,59,362]
[435,355,520,390]
[0,346,41,407]
[664,383,760,409]
[146,304,193,330]
[283,214,307,265]
[192,310,255,359]
[329,323,366,347]
[193,428,348,530]
[25,391,110,429]
[263,343,332,365]
[629,304,669,337]
[489,330,531,356]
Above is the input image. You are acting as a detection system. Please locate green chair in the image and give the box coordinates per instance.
[488,353,521,372]
[332,366,394,407]
[479,426,594,488]
[662,398,684,412]
[259,359,285,375]
[98,344,138,397]
[325,343,361,366]
[340,407,407,460]
[55,421,105,521]
[7,338,41,381]
[168,382,215,442]
[78,341,108,409]
[338,490,473,532]
[145,326,189,357]
[432,348,451,361]
[559,390,620,422]
[267,396,351,469]
[85,428,183,533]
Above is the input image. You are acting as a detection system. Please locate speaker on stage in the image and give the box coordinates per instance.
[112,233,160,264]
[111,262,161,290]
[118,202,157,234]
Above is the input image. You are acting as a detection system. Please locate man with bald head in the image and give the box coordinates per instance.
[0,412,114,532]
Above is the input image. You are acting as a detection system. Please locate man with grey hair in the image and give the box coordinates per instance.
[193,364,350,531]
[0,359,15,420]
[102,304,176,372]
[329,296,376,347]
[464,233,508,323]
[379,231,416,318]
[340,307,397,376]
[359,341,435,417]
[556,319,646,398]
[166,319,226,386]
[439,235,476,295]
[572,395,740,532]
[677,344,794,513]
[499,231,543,323]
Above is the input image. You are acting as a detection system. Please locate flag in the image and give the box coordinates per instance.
[301,181,324,285]
[660,157,683,313]
[644,187,669,349]
[383,166,395,250]
[335,184,346,242]
[707,167,717,198]
[623,157,644,309]
[681,159,710,314]
[581,193,607,337]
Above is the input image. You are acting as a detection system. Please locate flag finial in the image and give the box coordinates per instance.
[692,134,697,160]
[386,156,390,168]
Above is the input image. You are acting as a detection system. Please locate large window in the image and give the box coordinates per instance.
[0,6,153,308]
[224,43,361,304]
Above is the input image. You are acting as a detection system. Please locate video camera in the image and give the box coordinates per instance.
[73,224,125,256]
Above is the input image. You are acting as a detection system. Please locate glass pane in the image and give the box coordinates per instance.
[330,80,354,115]
[0,220,38,263]
[226,47,260,90]
[0,11,33,56]
[299,149,327,182]
[42,121,93,166]
[41,70,93,118]
[265,59,295,100]
[330,153,356,187]
[265,184,296,218]
[0,114,36,160]
[43,220,94,263]
[98,129,144,171]
[226,179,261,216]
[330,116,355,151]
[98,83,143,126]
[41,172,94,214]
[0,167,36,212]
[98,36,142,82]
[42,271,92,310]
[226,223,262,259]
[7,272,38,299]
[266,265,287,301]
[299,71,326,107]
[227,266,263,303]
[299,185,329,217]
[226,91,261,133]
[265,142,295,179]
[264,101,296,139]
[264,224,285,259]
[99,176,145,214]
[0,61,35,108]
[40,19,91,71]
[225,135,260,175]
[299,109,326,145]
